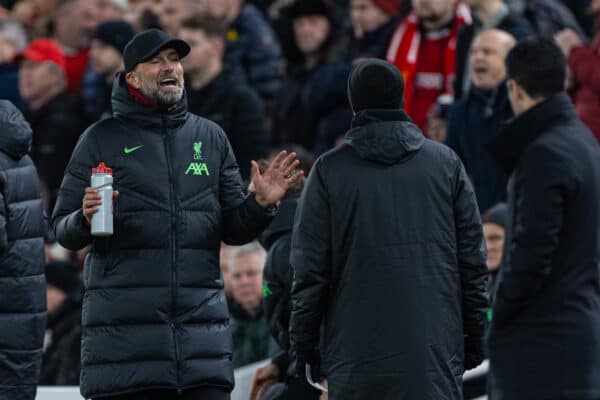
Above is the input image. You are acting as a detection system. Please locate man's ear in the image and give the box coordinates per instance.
[125,71,140,89]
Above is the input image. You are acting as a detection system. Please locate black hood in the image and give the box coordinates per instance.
[0,100,33,159]
[111,72,188,130]
[345,109,425,165]
[259,194,299,250]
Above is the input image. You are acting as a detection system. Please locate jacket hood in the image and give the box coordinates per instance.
[259,194,299,249]
[0,100,33,159]
[345,109,425,165]
[111,72,188,129]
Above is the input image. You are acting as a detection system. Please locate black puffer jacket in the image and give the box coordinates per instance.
[51,74,275,399]
[290,109,488,400]
[0,100,46,400]
[487,93,600,399]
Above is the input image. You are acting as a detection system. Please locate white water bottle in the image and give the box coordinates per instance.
[91,162,113,237]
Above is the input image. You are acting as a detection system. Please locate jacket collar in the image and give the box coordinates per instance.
[111,72,188,130]
[488,92,577,173]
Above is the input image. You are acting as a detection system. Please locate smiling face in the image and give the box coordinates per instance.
[126,47,185,107]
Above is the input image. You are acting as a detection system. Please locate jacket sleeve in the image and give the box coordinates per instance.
[452,156,488,339]
[289,161,331,354]
[263,237,293,350]
[492,145,566,326]
[219,136,274,245]
[51,130,98,251]
[568,45,600,95]
[0,191,7,255]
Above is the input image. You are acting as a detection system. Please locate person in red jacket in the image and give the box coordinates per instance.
[386,0,471,130]
[555,0,600,142]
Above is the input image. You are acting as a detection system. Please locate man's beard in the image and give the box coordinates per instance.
[140,78,185,107]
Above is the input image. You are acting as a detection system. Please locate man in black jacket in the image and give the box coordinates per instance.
[289,59,488,400]
[487,38,600,400]
[0,100,46,400]
[51,29,302,400]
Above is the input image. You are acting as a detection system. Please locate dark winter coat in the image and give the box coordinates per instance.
[487,93,600,399]
[454,11,534,99]
[0,100,46,400]
[508,0,586,38]
[25,91,87,214]
[187,65,269,180]
[0,64,22,110]
[51,73,275,399]
[303,19,398,154]
[290,109,488,400]
[260,194,298,352]
[39,289,83,385]
[228,299,278,368]
[272,67,320,150]
[225,3,283,100]
[446,83,512,212]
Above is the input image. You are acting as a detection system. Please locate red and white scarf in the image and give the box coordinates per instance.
[386,3,471,113]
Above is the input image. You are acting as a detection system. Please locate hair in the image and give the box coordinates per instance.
[0,18,27,51]
[505,37,566,99]
[180,15,228,39]
[231,241,266,264]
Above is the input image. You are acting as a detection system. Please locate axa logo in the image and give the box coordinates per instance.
[185,162,210,176]
[186,141,210,176]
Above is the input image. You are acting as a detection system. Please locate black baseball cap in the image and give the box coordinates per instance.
[123,28,190,72]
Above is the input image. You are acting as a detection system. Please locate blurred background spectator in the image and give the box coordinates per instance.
[18,38,86,214]
[555,0,600,142]
[0,17,26,108]
[446,29,515,212]
[228,241,279,368]
[454,0,533,98]
[88,20,135,120]
[386,0,471,131]
[482,202,507,294]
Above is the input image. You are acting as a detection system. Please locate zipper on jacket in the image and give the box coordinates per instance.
[162,117,181,390]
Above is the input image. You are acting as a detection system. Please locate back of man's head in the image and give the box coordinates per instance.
[505,37,566,100]
[348,59,405,113]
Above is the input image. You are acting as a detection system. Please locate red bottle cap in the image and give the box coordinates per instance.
[92,162,112,174]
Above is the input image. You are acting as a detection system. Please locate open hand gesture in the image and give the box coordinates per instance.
[251,151,303,207]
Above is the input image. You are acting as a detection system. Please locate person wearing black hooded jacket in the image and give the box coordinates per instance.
[0,100,46,400]
[289,59,488,400]
[51,29,302,400]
